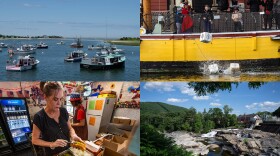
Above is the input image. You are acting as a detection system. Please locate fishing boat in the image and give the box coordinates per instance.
[140,0,280,73]
[36,42,48,49]
[109,44,124,52]
[64,50,87,62]
[12,45,36,54]
[80,53,125,70]
[57,41,65,45]
[88,44,103,50]
[70,38,83,48]
[6,55,39,71]
[0,42,8,48]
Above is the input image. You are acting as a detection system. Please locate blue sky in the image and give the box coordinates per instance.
[0,0,139,38]
[141,82,280,115]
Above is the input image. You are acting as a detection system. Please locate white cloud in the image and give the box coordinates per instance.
[180,85,196,96]
[246,101,280,110]
[215,99,220,102]
[210,102,222,107]
[272,90,276,93]
[245,103,258,109]
[143,82,175,92]
[167,98,188,103]
[193,96,210,101]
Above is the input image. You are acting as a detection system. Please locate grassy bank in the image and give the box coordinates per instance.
[107,40,140,46]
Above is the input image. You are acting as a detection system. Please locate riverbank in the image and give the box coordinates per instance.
[165,129,280,156]
[107,40,140,46]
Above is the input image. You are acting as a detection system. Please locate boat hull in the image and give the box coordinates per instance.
[36,46,48,49]
[80,61,125,70]
[64,57,83,62]
[6,64,37,71]
[140,31,280,73]
[70,45,83,48]
[141,58,280,73]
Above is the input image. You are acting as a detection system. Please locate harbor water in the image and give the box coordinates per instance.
[0,39,139,81]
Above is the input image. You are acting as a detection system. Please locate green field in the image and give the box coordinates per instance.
[107,40,140,46]
[141,102,188,114]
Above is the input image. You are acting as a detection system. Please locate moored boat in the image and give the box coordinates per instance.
[12,45,36,54]
[57,41,65,45]
[0,42,8,48]
[88,44,103,50]
[64,50,87,62]
[36,42,48,49]
[80,53,125,70]
[70,38,83,48]
[6,55,39,71]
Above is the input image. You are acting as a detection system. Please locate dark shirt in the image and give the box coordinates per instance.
[201,10,214,21]
[176,13,183,24]
[261,0,273,12]
[247,0,261,12]
[33,107,70,155]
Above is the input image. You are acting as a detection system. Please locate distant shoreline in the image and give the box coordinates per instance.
[107,40,140,46]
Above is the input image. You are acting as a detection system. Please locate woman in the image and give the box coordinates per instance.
[261,0,274,30]
[32,82,83,155]
[181,3,193,33]
[70,93,88,140]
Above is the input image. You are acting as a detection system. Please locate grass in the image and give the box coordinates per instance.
[106,40,140,46]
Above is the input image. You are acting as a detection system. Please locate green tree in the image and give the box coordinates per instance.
[272,107,280,117]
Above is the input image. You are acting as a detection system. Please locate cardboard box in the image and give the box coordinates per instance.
[99,147,124,156]
[103,136,128,152]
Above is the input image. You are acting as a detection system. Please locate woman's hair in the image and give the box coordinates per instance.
[40,82,63,97]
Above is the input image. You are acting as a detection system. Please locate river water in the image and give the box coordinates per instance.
[0,39,139,81]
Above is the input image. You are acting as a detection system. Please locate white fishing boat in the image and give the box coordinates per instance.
[36,42,48,49]
[80,52,125,70]
[88,44,103,50]
[57,41,65,45]
[0,42,8,48]
[13,45,36,54]
[64,50,87,62]
[6,55,39,71]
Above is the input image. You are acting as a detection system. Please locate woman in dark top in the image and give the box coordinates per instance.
[70,93,88,140]
[32,82,83,155]
[261,0,274,30]
[201,5,214,33]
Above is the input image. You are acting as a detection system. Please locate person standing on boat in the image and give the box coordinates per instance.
[201,5,214,33]
[232,8,243,32]
[273,0,280,29]
[247,0,261,12]
[69,93,88,140]
[261,0,274,30]
[176,8,183,34]
[181,3,193,33]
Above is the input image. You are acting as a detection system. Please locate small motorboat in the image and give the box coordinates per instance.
[57,41,65,45]
[6,55,39,71]
[80,53,125,70]
[70,38,83,48]
[64,50,87,62]
[0,42,8,48]
[0,48,2,52]
[36,42,48,49]
[13,45,36,54]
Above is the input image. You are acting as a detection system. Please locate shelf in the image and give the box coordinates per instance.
[7,119,28,122]
[4,110,27,113]
[10,126,30,131]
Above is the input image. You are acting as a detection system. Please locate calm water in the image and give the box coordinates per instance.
[0,39,139,81]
